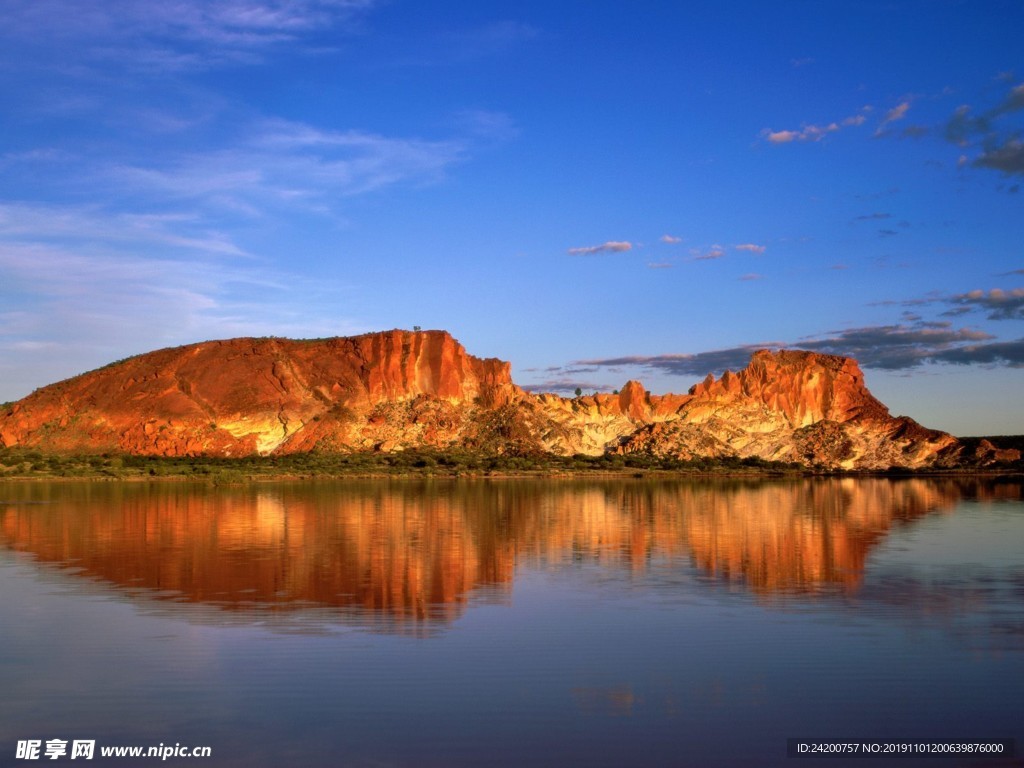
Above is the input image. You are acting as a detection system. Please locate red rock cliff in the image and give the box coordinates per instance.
[0,333,1011,468]
[0,330,518,456]
[685,349,891,427]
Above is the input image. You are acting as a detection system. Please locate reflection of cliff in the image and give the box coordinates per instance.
[0,479,996,628]
[681,478,964,594]
[0,483,518,630]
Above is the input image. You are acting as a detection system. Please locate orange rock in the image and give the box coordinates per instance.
[617,380,649,421]
[0,333,1002,469]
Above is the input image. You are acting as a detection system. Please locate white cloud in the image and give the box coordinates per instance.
[567,241,633,256]
[884,101,911,124]
[0,203,249,257]
[763,124,840,143]
[693,245,725,261]
[104,119,466,214]
[762,107,871,144]
[765,129,800,144]
[876,100,912,135]
[1,0,377,72]
[660,234,682,244]
[735,243,766,254]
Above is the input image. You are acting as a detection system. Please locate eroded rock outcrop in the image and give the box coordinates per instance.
[0,330,1015,469]
[0,330,519,457]
[604,349,967,469]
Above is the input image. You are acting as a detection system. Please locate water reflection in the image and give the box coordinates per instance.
[0,478,1020,632]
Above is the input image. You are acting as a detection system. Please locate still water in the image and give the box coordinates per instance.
[0,477,1021,767]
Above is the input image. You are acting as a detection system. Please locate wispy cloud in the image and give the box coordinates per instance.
[575,347,770,378]
[739,273,763,281]
[734,243,766,254]
[947,288,1024,320]
[928,338,1024,367]
[794,322,993,369]
[877,284,1024,322]
[0,203,249,257]
[567,241,633,256]
[875,100,911,135]
[761,107,871,144]
[693,245,726,261]
[763,126,837,144]
[764,99,920,145]
[572,317,1004,378]
[660,234,682,244]
[106,118,466,214]
[941,82,1024,177]
[1,0,376,72]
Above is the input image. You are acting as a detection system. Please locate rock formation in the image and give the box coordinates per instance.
[0,329,1016,469]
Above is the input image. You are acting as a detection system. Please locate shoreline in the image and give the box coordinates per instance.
[3,445,1021,484]
[1,467,1020,484]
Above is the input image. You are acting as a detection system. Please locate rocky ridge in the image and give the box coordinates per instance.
[0,329,1016,469]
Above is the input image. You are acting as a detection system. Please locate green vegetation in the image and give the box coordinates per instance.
[2,441,1019,482]
[0,446,808,482]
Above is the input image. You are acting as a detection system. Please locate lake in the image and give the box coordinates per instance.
[1,477,1022,767]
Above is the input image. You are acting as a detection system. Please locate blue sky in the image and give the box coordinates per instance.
[1,0,1022,435]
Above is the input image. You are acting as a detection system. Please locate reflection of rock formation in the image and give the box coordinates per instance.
[0,483,518,631]
[681,478,965,594]
[0,479,1004,629]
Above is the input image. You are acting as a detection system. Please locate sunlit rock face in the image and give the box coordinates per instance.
[0,331,1015,468]
[607,350,969,469]
[0,330,520,457]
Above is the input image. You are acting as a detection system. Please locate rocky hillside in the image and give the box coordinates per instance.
[0,330,1016,469]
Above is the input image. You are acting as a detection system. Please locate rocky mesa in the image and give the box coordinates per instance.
[0,329,1016,469]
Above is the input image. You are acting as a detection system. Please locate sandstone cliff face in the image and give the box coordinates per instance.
[0,330,519,457]
[0,330,1013,469]
[603,349,964,469]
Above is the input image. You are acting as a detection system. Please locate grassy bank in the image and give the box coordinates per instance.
[0,447,813,481]
[1,445,1021,482]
